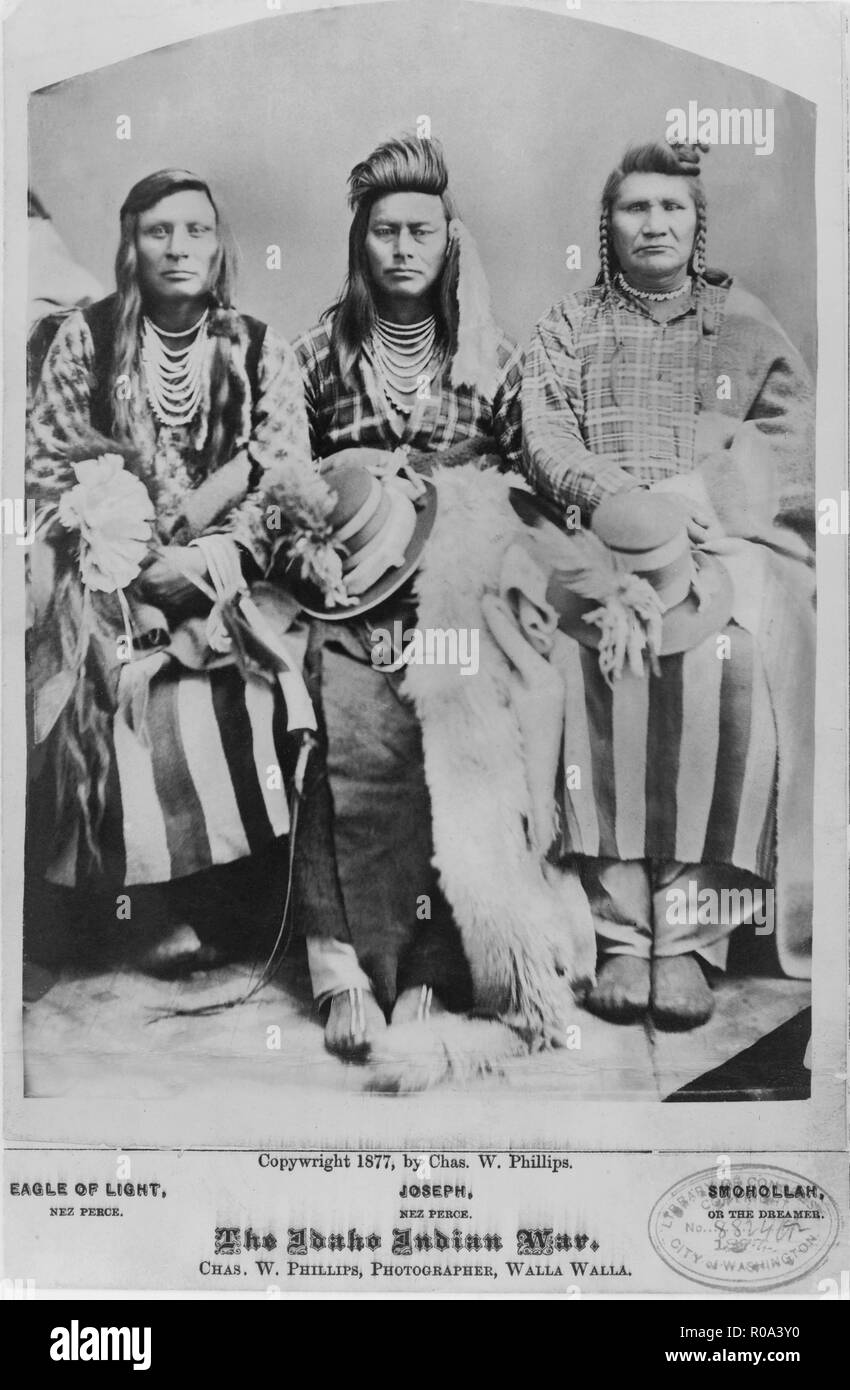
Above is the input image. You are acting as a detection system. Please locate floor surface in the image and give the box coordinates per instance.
[22,941,811,1103]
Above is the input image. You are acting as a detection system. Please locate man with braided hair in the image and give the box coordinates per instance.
[521,140,814,1028]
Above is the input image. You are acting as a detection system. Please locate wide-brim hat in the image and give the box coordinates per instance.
[508,488,733,657]
[291,471,437,621]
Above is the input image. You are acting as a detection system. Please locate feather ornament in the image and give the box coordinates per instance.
[448,218,501,397]
[547,529,665,685]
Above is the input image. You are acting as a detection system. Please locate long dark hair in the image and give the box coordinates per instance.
[110,168,247,467]
[326,135,461,384]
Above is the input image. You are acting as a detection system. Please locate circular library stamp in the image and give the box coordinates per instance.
[649,1164,839,1292]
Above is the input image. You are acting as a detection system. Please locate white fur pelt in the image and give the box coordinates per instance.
[365,465,597,1093]
[368,1018,529,1094]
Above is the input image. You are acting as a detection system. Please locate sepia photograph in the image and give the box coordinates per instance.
[2,0,847,1302]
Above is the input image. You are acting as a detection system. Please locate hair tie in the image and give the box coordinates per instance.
[667,140,710,173]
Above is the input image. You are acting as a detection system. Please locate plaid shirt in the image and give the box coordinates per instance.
[27,310,313,569]
[522,282,731,516]
[293,321,523,469]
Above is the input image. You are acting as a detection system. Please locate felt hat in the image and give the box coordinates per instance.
[509,488,733,662]
[292,458,437,620]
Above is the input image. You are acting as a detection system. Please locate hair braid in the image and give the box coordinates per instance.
[598,207,627,404]
[691,206,707,277]
[691,204,709,409]
[598,210,613,299]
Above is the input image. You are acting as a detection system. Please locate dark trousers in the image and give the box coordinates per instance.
[293,615,472,1016]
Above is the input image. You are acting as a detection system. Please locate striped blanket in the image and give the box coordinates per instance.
[46,663,292,888]
[551,620,777,879]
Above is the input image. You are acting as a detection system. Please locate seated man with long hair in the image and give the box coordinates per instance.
[291,134,524,1058]
[26,168,332,977]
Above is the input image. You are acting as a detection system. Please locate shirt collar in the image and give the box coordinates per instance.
[613,278,695,323]
[612,278,727,332]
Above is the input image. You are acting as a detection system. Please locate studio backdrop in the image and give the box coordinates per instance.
[28,0,816,370]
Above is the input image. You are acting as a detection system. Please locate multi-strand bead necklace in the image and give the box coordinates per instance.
[141,310,210,427]
[372,315,438,417]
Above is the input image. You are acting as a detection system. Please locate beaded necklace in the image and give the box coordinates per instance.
[141,310,210,428]
[372,315,439,417]
[617,272,691,304]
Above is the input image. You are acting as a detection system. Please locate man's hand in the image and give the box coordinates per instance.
[138,545,209,610]
[694,411,736,463]
[650,481,716,544]
[683,506,713,545]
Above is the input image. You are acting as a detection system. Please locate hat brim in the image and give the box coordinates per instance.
[550,553,734,656]
[507,487,734,656]
[290,480,438,621]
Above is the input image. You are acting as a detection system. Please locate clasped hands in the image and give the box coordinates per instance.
[138,543,210,610]
[644,412,735,543]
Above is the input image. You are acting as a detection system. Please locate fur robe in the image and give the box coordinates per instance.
[367,465,598,1090]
